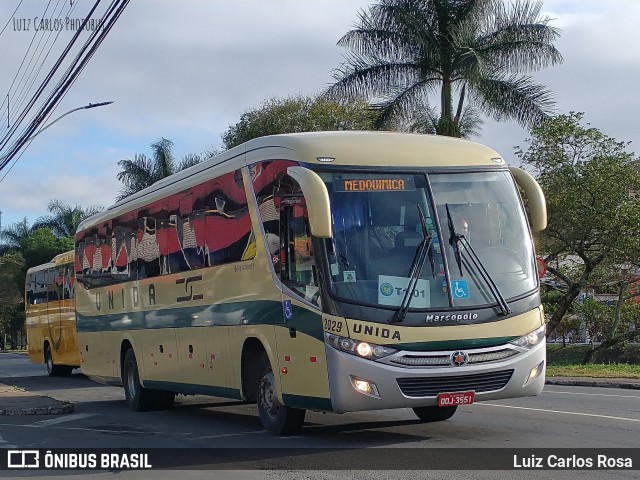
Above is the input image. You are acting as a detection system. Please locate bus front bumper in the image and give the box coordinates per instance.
[326,340,545,413]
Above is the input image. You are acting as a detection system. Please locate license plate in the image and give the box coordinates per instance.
[437,391,475,407]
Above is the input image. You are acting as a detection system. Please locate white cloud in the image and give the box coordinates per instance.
[1,0,639,228]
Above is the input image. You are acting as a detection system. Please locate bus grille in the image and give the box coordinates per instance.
[397,370,514,397]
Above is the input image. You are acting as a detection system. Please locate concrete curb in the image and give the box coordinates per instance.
[0,403,75,416]
[546,377,640,390]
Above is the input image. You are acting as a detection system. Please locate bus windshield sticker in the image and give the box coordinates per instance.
[451,279,470,299]
[343,271,356,283]
[378,275,430,308]
[334,175,415,192]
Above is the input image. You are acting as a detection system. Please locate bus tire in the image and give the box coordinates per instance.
[256,352,305,435]
[123,348,155,411]
[45,344,72,376]
[412,405,457,422]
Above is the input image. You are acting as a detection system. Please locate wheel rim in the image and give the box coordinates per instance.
[259,370,279,419]
[126,360,137,399]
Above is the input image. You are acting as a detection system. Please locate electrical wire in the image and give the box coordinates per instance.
[0,0,131,177]
[0,0,25,38]
[0,0,104,160]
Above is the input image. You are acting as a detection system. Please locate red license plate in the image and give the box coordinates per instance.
[437,391,475,406]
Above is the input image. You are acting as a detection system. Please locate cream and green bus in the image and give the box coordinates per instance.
[25,251,80,375]
[75,131,547,434]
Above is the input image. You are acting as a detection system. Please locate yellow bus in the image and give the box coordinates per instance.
[25,250,80,376]
[75,131,547,434]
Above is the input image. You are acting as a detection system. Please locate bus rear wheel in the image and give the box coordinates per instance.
[412,405,458,422]
[256,353,305,435]
[44,344,72,376]
[123,348,174,411]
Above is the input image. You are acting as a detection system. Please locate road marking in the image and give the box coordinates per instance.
[545,390,640,399]
[478,403,640,423]
[29,413,97,427]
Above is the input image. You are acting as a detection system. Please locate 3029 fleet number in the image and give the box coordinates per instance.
[323,318,343,334]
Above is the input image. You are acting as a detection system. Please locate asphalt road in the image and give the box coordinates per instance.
[1,353,639,479]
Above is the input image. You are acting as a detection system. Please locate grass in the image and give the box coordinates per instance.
[546,344,640,379]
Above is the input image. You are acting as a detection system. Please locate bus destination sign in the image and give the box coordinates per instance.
[335,176,415,192]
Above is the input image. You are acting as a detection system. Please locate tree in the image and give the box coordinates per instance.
[0,217,35,249]
[33,200,103,239]
[516,112,640,339]
[0,251,25,348]
[116,138,205,201]
[327,0,562,137]
[221,94,378,150]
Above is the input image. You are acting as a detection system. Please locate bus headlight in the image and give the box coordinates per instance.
[509,324,545,349]
[325,332,396,360]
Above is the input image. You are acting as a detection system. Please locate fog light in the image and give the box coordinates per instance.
[524,361,545,386]
[350,376,380,398]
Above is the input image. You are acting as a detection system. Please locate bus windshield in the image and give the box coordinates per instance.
[318,170,537,312]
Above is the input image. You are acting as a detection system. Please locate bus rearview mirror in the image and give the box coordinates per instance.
[286,166,332,238]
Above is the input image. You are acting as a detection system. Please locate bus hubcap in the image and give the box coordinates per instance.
[260,371,279,418]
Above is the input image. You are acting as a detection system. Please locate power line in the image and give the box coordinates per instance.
[0,0,131,176]
[0,0,24,38]
[0,0,104,159]
[0,0,77,137]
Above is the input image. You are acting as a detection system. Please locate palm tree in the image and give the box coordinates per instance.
[32,200,103,238]
[116,138,204,201]
[326,0,562,137]
[0,217,35,249]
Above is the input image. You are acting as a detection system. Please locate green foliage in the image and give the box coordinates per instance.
[327,0,562,137]
[0,251,25,342]
[33,199,103,239]
[116,138,206,201]
[221,95,378,150]
[580,299,640,341]
[20,228,69,270]
[518,112,640,337]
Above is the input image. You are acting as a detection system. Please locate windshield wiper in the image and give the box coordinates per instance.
[444,204,511,316]
[391,205,434,324]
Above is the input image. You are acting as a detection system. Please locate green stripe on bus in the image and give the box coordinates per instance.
[76,300,324,340]
[144,380,242,399]
[282,394,333,412]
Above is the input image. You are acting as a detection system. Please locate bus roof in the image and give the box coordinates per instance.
[25,251,74,275]
[78,131,505,232]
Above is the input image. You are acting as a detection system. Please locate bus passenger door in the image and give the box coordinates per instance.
[275,197,330,404]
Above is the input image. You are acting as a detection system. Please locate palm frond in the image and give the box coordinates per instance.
[470,73,555,126]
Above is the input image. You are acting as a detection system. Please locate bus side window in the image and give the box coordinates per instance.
[279,198,320,306]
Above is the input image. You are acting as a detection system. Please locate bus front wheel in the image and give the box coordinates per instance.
[256,353,305,435]
[45,344,72,376]
[412,405,458,422]
[123,348,174,411]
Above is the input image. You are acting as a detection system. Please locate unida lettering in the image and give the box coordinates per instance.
[425,313,478,323]
[352,323,401,340]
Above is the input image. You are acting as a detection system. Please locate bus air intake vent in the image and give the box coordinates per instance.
[396,370,514,397]
[389,349,518,367]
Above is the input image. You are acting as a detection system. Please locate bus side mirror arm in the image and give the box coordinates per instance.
[509,166,547,232]
[286,166,332,238]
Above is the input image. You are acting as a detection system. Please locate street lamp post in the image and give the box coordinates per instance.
[22,101,113,144]
[0,101,113,175]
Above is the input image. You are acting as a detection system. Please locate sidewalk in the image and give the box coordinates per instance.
[0,375,638,416]
[0,351,74,416]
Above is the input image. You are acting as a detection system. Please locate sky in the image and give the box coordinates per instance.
[1,0,639,230]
